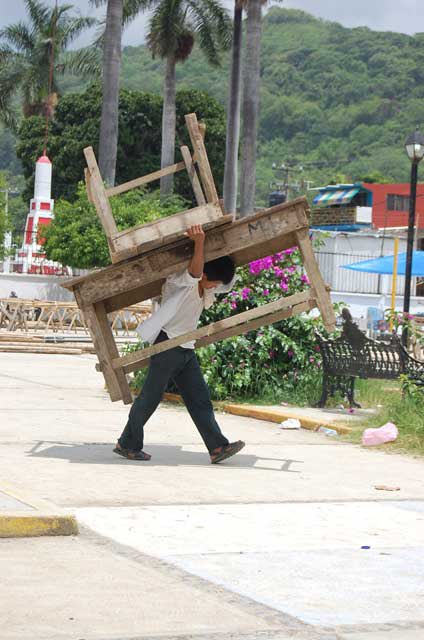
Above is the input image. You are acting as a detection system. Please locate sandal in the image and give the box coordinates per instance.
[210,440,245,464]
[113,446,151,461]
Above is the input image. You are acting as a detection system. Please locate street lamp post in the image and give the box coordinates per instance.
[403,126,424,346]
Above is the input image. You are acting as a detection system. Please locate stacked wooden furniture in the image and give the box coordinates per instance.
[63,113,336,404]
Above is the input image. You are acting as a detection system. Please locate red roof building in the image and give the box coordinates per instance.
[363,183,424,230]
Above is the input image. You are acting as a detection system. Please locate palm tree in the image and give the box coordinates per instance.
[0,0,98,131]
[239,0,268,217]
[98,0,123,186]
[121,0,232,197]
[223,0,243,216]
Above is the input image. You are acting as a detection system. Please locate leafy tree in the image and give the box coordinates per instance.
[16,84,226,203]
[43,182,187,268]
[0,0,99,130]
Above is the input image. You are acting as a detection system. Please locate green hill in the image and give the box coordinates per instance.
[117,7,424,201]
[8,7,424,204]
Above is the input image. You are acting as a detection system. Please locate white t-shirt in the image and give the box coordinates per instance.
[136,268,236,350]
[162,270,204,348]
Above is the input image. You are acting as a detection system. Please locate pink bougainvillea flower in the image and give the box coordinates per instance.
[280,281,289,291]
[230,291,238,298]
[274,267,284,277]
[263,288,270,296]
[262,256,273,270]
[300,274,310,284]
[287,350,294,358]
[309,356,315,363]
[231,301,237,309]
[241,287,251,300]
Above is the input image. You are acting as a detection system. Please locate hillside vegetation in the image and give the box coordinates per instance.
[7,7,424,204]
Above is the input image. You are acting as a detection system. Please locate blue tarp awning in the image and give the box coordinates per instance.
[341,251,424,277]
[313,187,360,206]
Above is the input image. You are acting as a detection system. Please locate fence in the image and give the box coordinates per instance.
[315,251,416,295]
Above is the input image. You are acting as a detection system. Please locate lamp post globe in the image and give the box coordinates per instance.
[402,126,424,346]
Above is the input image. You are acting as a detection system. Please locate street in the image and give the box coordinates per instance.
[1,352,424,640]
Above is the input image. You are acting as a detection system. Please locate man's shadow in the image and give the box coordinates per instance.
[28,441,303,473]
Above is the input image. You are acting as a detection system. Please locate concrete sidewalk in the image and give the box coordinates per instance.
[1,352,424,640]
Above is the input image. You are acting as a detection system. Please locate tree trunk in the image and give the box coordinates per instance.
[160,56,177,197]
[98,0,123,187]
[239,0,262,217]
[223,2,243,217]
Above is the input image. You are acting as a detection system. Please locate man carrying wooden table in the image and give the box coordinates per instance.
[114,225,245,464]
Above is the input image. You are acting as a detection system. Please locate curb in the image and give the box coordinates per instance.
[163,393,351,435]
[222,404,352,435]
[0,483,79,538]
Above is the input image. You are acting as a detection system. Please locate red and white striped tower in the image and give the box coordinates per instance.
[19,153,58,274]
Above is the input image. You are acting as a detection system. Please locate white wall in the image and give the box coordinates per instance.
[0,273,74,301]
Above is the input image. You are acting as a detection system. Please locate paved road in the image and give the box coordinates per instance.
[1,352,424,640]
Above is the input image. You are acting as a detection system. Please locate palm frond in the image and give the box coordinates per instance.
[0,22,35,53]
[122,0,156,26]
[59,47,102,77]
[193,0,232,51]
[24,0,50,31]
[184,0,230,66]
[60,16,98,49]
[147,0,185,59]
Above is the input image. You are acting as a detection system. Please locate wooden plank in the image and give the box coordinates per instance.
[111,203,223,257]
[105,161,187,198]
[121,298,317,374]
[181,145,206,206]
[185,113,219,204]
[61,199,309,308]
[295,227,336,333]
[113,290,313,372]
[83,147,118,239]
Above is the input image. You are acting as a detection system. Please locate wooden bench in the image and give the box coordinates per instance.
[62,197,336,404]
[316,308,424,407]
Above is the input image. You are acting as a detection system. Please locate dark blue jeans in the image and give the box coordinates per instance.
[118,332,229,453]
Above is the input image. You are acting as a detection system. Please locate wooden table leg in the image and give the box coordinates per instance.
[295,228,336,332]
[80,297,133,404]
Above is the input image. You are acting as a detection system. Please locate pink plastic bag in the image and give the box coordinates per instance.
[362,422,398,446]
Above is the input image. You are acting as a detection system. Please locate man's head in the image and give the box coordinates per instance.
[201,256,235,290]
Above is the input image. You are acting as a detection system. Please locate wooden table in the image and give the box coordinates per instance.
[62,197,336,404]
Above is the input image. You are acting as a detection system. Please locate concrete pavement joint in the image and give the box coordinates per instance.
[80,526,323,639]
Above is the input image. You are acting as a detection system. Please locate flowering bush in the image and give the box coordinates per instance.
[197,247,334,404]
[128,245,337,405]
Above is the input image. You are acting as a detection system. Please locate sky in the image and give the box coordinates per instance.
[1,0,423,48]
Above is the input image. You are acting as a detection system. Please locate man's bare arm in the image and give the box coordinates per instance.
[186,224,205,278]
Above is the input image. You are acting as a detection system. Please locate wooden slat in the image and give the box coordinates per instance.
[105,161,186,198]
[295,228,336,333]
[185,113,219,204]
[113,290,313,372]
[83,147,118,239]
[111,203,224,258]
[181,145,206,206]
[121,298,317,374]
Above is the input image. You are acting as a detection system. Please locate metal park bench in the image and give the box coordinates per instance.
[316,308,424,408]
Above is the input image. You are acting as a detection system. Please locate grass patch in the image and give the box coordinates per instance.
[342,379,424,457]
